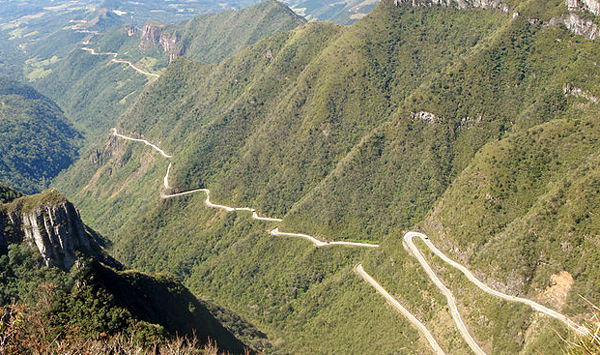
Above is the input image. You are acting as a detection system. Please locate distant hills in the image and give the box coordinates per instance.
[283,0,380,23]
[30,0,306,140]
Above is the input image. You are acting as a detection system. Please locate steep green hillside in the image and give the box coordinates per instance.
[0,188,255,354]
[97,1,306,67]
[148,0,306,64]
[0,78,81,194]
[34,47,150,136]
[54,0,600,354]
[0,35,25,80]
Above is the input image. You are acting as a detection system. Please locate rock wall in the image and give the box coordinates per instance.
[394,0,600,40]
[0,192,94,269]
[123,23,137,37]
[139,20,185,62]
[394,0,510,12]
[547,13,600,40]
[566,0,600,16]
[139,21,165,51]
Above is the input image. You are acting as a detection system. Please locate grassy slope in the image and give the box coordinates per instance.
[55,0,600,354]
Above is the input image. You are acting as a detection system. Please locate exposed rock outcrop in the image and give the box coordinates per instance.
[566,0,600,16]
[139,20,165,50]
[139,20,185,62]
[393,0,600,40]
[548,13,600,39]
[394,0,510,12]
[123,23,137,37]
[410,111,441,122]
[564,83,600,103]
[0,190,102,269]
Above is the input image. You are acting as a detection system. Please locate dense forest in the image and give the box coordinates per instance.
[0,78,81,194]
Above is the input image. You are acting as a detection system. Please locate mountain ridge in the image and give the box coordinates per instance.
[51,0,600,354]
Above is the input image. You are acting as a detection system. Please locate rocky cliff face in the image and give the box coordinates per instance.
[560,0,600,39]
[123,23,137,37]
[567,0,600,15]
[394,0,510,12]
[562,12,599,39]
[394,0,600,40]
[139,20,185,62]
[139,20,165,50]
[0,190,95,269]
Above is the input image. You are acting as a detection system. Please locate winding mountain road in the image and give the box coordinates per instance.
[356,264,446,355]
[112,128,172,158]
[82,47,117,58]
[404,232,486,355]
[111,126,587,354]
[81,47,160,78]
[404,232,589,338]
[111,128,379,237]
[270,228,379,248]
[113,58,160,78]
[355,232,589,355]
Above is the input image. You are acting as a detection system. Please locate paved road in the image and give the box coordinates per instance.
[164,163,172,189]
[404,232,589,337]
[356,264,446,355]
[404,232,486,355]
[81,47,159,78]
[113,128,589,354]
[81,47,117,58]
[113,58,160,78]
[113,129,283,221]
[270,228,379,248]
[112,128,172,158]
[161,188,284,221]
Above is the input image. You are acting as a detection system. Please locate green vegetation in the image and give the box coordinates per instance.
[0,187,258,354]
[282,0,379,23]
[0,34,25,80]
[46,0,600,354]
[2,188,68,214]
[32,0,306,141]
[0,185,22,204]
[157,0,306,64]
[0,245,249,354]
[0,78,81,194]
[34,48,149,136]
[94,1,306,69]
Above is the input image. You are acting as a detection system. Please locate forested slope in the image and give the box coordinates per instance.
[55,0,600,354]
[0,186,255,354]
[0,78,81,194]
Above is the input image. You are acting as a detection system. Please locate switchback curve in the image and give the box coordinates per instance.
[404,232,589,338]
[81,47,160,78]
[111,128,377,245]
